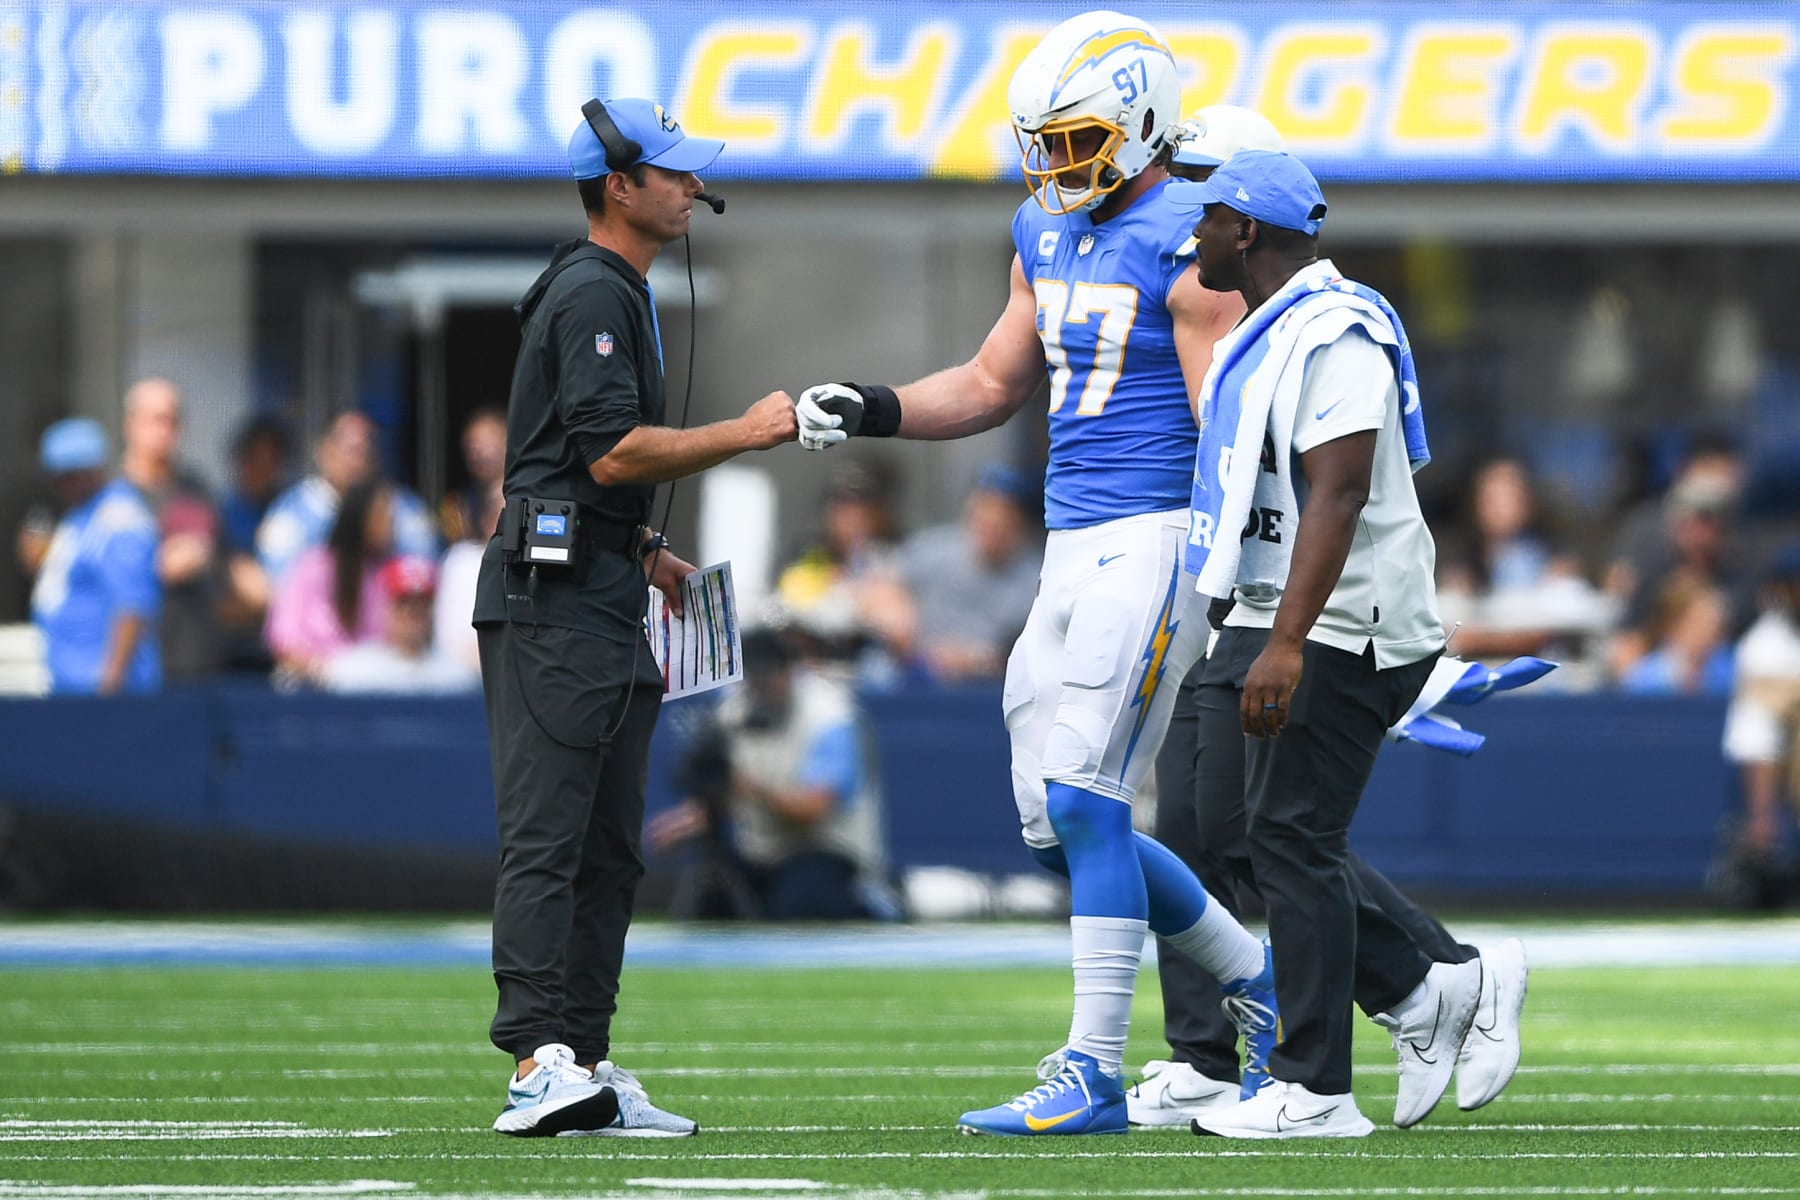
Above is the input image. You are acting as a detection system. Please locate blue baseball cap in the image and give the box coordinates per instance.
[39,418,108,474]
[1166,149,1328,236]
[568,98,723,179]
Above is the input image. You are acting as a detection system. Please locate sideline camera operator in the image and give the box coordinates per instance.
[472,96,796,1138]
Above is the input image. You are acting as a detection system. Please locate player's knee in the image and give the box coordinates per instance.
[1045,782,1129,853]
[1041,713,1105,780]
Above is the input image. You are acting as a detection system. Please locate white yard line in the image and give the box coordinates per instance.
[0,1187,413,1197]
[5,919,1800,968]
[8,1150,1799,1163]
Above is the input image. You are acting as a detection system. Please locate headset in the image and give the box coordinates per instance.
[582,98,725,213]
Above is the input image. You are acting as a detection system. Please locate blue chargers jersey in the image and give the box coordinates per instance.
[1013,179,1204,530]
[30,479,161,694]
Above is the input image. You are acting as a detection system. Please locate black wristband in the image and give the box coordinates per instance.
[640,532,671,558]
[841,382,902,438]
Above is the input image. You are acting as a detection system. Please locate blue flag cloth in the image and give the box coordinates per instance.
[1439,656,1559,705]
[1187,267,1429,586]
[1395,714,1489,757]
[1388,656,1560,757]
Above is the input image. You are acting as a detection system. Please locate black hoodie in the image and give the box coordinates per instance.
[472,237,667,640]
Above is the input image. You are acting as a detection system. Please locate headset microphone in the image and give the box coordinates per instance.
[696,191,726,214]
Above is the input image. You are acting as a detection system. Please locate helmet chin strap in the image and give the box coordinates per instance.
[1058,159,1117,213]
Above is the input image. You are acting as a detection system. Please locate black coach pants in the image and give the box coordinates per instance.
[1152,626,1462,1092]
[479,620,664,1065]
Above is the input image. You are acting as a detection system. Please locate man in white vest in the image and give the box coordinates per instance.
[655,628,886,919]
[1175,150,1459,1138]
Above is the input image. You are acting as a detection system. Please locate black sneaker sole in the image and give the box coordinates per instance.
[498,1086,620,1137]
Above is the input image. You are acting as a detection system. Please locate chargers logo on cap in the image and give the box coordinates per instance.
[653,104,678,133]
[595,332,614,357]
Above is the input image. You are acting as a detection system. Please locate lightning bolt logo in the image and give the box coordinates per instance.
[1053,29,1171,97]
[1120,558,1183,775]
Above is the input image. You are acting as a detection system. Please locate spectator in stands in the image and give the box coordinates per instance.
[29,419,160,694]
[1607,441,1754,677]
[1617,575,1735,696]
[776,462,902,657]
[322,555,479,694]
[649,628,889,919]
[264,479,397,680]
[438,408,507,545]
[435,486,503,675]
[118,378,221,681]
[880,464,1043,681]
[219,415,293,561]
[1609,433,1743,597]
[1722,544,1800,858]
[216,415,294,674]
[256,411,435,585]
[1436,457,1611,668]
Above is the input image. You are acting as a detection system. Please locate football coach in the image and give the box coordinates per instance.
[473,97,797,1137]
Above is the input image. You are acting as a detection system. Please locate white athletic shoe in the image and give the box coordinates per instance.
[571,1060,699,1137]
[1190,1078,1373,1139]
[1456,938,1528,1111]
[1126,1060,1240,1126]
[1373,959,1481,1129]
[492,1043,619,1137]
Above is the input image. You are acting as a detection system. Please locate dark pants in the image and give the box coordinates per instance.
[479,621,664,1064]
[1153,626,1466,1093]
[670,847,869,922]
[752,850,870,921]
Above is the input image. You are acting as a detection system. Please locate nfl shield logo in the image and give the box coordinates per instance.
[1077,234,1095,257]
[595,332,614,357]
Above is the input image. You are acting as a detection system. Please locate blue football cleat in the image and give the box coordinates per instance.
[957,1047,1128,1137]
[1221,942,1280,1100]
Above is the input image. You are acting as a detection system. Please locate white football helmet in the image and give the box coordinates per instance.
[1172,105,1286,169]
[1007,11,1181,215]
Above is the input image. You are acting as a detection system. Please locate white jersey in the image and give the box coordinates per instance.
[1004,508,1209,848]
[1224,326,1445,668]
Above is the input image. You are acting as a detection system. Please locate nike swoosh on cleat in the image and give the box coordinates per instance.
[1023,1109,1083,1132]
[1097,553,1125,567]
[1274,1104,1338,1132]
[1410,997,1446,1065]
[1471,961,1504,1040]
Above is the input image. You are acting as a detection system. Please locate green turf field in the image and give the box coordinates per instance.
[3,961,1797,1198]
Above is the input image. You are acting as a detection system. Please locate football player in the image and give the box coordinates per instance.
[795,11,1276,1136]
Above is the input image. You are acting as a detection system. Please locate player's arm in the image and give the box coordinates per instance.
[1167,262,1245,423]
[796,256,1045,446]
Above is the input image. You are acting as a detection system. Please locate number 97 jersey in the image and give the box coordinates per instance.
[1013,179,1204,532]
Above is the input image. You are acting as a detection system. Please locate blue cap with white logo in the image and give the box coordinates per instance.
[568,98,724,179]
[39,417,108,474]
[1166,149,1328,236]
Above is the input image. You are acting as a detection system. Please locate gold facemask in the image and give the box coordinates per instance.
[1014,116,1129,216]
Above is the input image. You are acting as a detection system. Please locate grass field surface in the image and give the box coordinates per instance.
[3,945,1799,1199]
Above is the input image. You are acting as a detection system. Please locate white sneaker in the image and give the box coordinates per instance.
[1373,959,1481,1129]
[1456,938,1528,1111]
[572,1060,699,1137]
[1126,1060,1240,1127]
[1190,1078,1373,1139]
[492,1043,618,1137]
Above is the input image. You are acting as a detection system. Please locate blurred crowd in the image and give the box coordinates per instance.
[17,381,496,697]
[13,378,1800,883]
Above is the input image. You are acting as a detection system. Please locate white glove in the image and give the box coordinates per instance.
[795,384,858,451]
